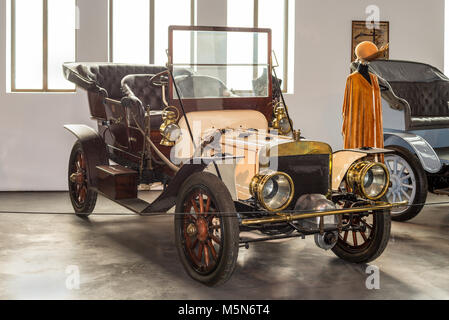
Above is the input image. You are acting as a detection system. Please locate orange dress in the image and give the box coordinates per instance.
[342,72,384,150]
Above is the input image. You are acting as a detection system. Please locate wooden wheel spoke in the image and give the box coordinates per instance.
[204,244,210,267]
[79,153,86,169]
[197,242,204,261]
[362,220,373,230]
[352,231,358,246]
[190,238,198,250]
[191,199,200,213]
[199,192,205,213]
[211,234,221,244]
[210,224,220,230]
[205,196,211,213]
[360,230,368,242]
[343,230,349,242]
[207,240,217,261]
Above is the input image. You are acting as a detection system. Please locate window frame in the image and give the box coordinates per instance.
[10,0,77,93]
[230,0,290,93]
[108,0,196,64]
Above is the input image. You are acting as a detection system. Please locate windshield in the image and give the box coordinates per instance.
[170,28,271,99]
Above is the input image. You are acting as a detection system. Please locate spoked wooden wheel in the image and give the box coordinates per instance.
[182,189,223,275]
[175,172,239,286]
[68,141,97,216]
[332,206,391,263]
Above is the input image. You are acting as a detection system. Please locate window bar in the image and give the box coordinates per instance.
[43,0,48,91]
[109,0,113,62]
[283,0,288,92]
[253,0,259,80]
[149,0,155,64]
[11,0,16,91]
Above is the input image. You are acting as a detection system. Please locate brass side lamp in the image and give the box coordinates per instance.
[272,102,292,135]
[160,106,182,147]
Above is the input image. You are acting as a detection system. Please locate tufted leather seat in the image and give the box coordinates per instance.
[390,81,449,128]
[71,63,167,100]
[362,60,449,130]
[121,74,167,129]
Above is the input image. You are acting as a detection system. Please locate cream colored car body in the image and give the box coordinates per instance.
[177,110,370,202]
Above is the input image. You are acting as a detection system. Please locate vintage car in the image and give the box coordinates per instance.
[352,59,449,221]
[63,26,400,286]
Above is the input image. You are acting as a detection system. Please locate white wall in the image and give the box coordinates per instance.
[0,0,445,191]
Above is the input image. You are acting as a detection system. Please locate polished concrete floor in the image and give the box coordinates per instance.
[0,191,448,300]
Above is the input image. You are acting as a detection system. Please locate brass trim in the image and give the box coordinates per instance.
[249,171,295,212]
[346,161,390,200]
[241,200,407,226]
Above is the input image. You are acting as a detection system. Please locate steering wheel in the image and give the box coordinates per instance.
[149,70,170,88]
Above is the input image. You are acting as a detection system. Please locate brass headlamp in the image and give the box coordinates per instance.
[160,106,182,147]
[346,161,390,200]
[250,171,295,212]
[272,102,292,135]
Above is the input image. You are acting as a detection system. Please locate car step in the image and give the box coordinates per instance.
[96,165,138,200]
[433,188,449,196]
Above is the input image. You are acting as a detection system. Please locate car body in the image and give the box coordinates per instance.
[63,26,400,286]
[353,59,449,221]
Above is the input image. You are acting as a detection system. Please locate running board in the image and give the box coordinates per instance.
[434,188,449,196]
[115,198,151,214]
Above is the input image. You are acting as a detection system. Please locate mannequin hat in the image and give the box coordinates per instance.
[355,41,389,62]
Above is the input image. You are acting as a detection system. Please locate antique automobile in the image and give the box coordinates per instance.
[63,26,400,286]
[352,59,449,221]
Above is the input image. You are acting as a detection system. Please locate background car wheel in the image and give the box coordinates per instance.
[68,141,97,216]
[332,201,391,263]
[384,145,428,222]
[174,172,239,287]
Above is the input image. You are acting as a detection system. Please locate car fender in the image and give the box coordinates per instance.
[64,124,109,188]
[384,132,441,173]
[332,151,367,191]
[142,162,208,214]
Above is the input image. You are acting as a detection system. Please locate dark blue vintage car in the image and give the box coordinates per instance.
[354,60,449,221]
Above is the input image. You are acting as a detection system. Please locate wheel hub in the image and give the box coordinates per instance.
[186,223,197,237]
[196,218,208,241]
[70,172,85,185]
[390,174,401,192]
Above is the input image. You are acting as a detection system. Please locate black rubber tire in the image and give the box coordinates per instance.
[332,206,391,263]
[174,172,239,287]
[68,141,97,216]
[385,145,428,222]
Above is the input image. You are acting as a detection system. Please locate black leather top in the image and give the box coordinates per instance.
[352,60,449,130]
[63,63,167,100]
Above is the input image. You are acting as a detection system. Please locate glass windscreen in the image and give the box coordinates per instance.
[171,29,270,99]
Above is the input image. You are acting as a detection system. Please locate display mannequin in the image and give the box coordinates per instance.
[342,41,389,151]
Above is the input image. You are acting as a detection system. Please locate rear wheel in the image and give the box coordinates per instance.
[384,145,427,221]
[332,206,391,263]
[174,172,239,286]
[68,141,97,216]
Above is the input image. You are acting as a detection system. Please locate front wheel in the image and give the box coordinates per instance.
[174,172,239,287]
[384,145,428,221]
[332,207,391,263]
[68,141,97,216]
